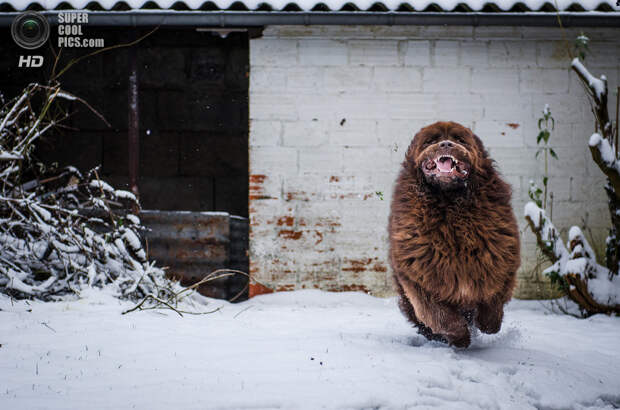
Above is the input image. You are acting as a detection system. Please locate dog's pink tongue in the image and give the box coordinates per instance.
[437,157,452,172]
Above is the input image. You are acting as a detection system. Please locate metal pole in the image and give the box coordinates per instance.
[2,11,619,28]
[128,31,140,200]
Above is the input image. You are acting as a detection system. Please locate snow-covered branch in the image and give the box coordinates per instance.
[571,58,606,102]
[571,58,612,140]
[524,202,620,314]
[524,202,569,270]
[588,133,620,202]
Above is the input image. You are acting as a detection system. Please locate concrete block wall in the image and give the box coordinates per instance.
[249,25,620,298]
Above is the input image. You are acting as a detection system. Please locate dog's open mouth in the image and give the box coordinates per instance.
[423,154,469,178]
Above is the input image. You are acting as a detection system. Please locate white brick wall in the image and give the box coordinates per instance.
[249,25,619,298]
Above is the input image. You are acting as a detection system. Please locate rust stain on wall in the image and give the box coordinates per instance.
[342,258,373,273]
[286,191,310,201]
[250,174,267,184]
[276,216,295,226]
[249,174,275,200]
[278,230,303,240]
[372,262,388,272]
[249,195,275,200]
[506,123,520,129]
[340,284,369,293]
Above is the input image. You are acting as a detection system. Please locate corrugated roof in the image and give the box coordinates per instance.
[1,0,618,11]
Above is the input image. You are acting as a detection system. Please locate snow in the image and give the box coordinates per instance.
[577,34,590,43]
[569,226,596,261]
[30,203,52,222]
[590,133,616,163]
[114,189,137,202]
[588,273,620,306]
[572,58,607,101]
[1,289,619,410]
[121,228,146,260]
[589,132,620,175]
[524,201,570,272]
[89,179,114,193]
[565,257,588,274]
[0,151,23,160]
[1,0,617,11]
[524,201,541,227]
[54,91,77,101]
[125,214,140,225]
[0,92,28,135]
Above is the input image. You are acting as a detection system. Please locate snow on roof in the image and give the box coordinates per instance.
[1,0,618,11]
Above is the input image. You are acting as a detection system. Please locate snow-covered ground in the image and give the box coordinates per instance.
[1,290,619,410]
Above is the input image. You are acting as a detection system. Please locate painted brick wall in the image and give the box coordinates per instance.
[249,25,620,298]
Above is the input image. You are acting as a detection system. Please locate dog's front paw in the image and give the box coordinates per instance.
[475,303,503,334]
[445,328,471,348]
[440,319,471,348]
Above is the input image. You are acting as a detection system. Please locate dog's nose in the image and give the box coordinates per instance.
[439,140,453,149]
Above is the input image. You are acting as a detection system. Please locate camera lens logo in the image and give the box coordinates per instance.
[11,12,50,50]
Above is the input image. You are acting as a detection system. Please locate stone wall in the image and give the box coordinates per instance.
[248,25,620,298]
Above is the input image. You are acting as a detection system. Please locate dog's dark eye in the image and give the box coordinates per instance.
[424,135,440,146]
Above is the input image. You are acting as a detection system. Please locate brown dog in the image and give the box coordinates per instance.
[388,121,520,348]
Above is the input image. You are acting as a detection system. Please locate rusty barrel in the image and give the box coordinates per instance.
[140,210,248,301]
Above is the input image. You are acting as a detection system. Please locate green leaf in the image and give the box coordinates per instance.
[538,118,543,130]
[549,148,558,159]
[537,131,545,144]
[550,117,555,131]
[535,149,541,158]
[543,176,548,186]
[542,130,550,144]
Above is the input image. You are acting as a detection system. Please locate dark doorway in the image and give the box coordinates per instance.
[30,28,249,217]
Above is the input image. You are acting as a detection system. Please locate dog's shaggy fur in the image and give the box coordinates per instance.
[388,121,520,348]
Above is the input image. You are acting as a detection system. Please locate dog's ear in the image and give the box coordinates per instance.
[471,133,490,159]
[471,133,497,178]
[406,129,425,161]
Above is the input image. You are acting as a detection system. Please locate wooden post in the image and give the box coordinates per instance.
[128,32,140,201]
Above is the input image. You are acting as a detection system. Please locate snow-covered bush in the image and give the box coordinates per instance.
[524,39,620,316]
[0,83,184,304]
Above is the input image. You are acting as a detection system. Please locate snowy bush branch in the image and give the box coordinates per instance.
[571,59,620,203]
[571,58,612,140]
[524,203,620,314]
[588,133,620,204]
[0,84,192,306]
